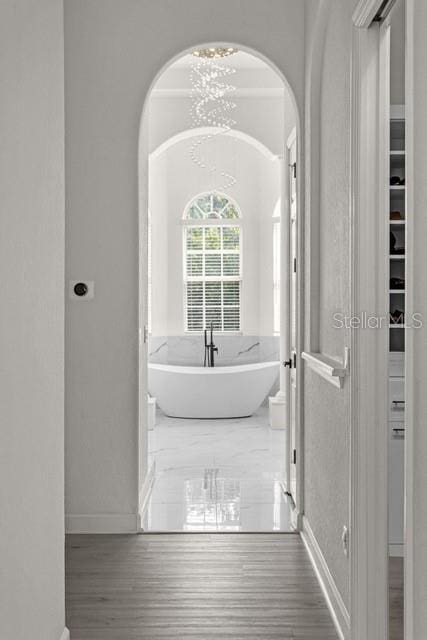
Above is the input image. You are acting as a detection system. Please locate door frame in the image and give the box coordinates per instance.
[402,0,424,636]
[285,127,304,525]
[350,1,407,638]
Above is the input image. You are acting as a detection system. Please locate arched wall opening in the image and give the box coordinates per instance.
[63,3,306,537]
[138,44,301,532]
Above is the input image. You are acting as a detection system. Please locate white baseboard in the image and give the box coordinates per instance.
[301,516,350,640]
[59,628,70,640]
[290,506,302,531]
[138,460,156,530]
[269,394,287,429]
[389,543,404,557]
[65,513,139,534]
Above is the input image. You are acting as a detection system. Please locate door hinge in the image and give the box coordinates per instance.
[292,449,297,465]
[289,161,296,179]
[143,325,149,343]
[293,257,297,273]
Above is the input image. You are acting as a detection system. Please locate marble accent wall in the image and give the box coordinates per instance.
[148,335,280,367]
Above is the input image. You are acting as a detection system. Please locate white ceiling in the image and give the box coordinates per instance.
[153,50,285,92]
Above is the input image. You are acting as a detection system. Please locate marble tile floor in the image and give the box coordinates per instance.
[143,407,294,532]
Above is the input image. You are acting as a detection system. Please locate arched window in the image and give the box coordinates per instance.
[183,192,242,332]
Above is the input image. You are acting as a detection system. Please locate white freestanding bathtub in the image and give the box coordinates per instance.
[148,361,280,419]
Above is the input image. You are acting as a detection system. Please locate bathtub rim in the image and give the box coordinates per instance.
[148,361,280,375]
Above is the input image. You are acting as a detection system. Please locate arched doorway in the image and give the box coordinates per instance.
[138,45,301,532]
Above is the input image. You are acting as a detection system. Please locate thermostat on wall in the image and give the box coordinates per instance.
[69,280,95,300]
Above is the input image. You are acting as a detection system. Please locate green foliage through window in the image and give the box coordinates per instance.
[185,192,240,221]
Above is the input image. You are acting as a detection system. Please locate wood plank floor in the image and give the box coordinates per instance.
[66,533,339,640]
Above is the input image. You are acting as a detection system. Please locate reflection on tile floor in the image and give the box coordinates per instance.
[143,407,294,532]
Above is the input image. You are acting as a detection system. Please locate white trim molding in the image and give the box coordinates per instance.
[150,126,277,161]
[349,17,390,640]
[301,517,350,640]
[151,87,285,99]
[404,3,415,638]
[404,1,427,636]
[138,460,156,529]
[285,125,305,527]
[65,513,140,534]
[353,0,381,27]
[59,628,70,640]
[353,0,397,27]
[301,348,350,389]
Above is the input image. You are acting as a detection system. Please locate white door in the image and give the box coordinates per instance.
[287,129,298,503]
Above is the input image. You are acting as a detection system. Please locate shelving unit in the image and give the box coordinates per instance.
[388,106,405,557]
[389,108,405,353]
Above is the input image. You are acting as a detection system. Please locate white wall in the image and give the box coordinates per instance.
[149,94,296,156]
[302,0,355,612]
[0,2,66,639]
[149,134,281,337]
[64,0,304,531]
[390,0,405,105]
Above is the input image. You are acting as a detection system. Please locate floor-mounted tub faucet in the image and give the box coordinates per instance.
[204,322,218,367]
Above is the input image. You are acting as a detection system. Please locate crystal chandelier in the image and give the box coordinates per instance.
[192,47,238,59]
[189,49,238,191]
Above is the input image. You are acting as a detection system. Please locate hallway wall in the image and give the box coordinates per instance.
[390,0,406,105]
[64,0,304,532]
[0,1,66,639]
[302,0,355,617]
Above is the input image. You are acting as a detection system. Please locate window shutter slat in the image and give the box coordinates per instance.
[184,193,241,332]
